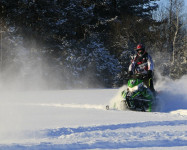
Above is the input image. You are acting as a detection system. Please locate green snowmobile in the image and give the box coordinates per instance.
[120,74,157,112]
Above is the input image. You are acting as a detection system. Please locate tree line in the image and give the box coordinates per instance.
[0,0,186,89]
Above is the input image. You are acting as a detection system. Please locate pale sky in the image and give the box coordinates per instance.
[158,0,187,12]
[184,0,187,11]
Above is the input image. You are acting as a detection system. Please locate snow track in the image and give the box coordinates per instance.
[38,103,105,110]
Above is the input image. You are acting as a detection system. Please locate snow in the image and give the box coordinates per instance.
[0,76,187,149]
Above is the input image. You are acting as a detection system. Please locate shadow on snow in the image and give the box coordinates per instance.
[1,120,187,150]
[45,120,187,137]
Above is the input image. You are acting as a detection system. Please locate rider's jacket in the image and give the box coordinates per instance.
[128,52,154,74]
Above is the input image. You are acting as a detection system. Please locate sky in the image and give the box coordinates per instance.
[158,0,187,11]
[156,0,187,23]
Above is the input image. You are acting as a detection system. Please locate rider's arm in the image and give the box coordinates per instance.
[147,55,154,71]
[128,59,135,72]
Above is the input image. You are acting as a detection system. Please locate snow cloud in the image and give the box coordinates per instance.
[155,73,187,112]
[0,46,48,91]
[109,72,187,112]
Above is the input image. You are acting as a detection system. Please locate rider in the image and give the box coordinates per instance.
[128,43,155,93]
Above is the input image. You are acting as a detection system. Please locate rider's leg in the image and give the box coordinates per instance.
[143,77,155,93]
[149,78,156,93]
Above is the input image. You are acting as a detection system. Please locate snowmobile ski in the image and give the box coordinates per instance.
[106,105,109,110]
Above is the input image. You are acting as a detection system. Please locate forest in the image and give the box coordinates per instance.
[0,0,186,89]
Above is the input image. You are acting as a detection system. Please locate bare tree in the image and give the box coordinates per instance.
[152,0,186,78]
[172,0,185,64]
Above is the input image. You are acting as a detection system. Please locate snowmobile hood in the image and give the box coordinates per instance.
[128,79,143,88]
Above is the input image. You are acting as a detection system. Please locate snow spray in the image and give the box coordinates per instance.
[109,74,187,112]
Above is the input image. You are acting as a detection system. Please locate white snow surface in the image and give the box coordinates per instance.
[0,76,187,150]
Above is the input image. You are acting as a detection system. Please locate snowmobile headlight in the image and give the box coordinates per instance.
[128,86,138,92]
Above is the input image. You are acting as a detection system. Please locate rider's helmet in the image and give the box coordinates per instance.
[136,44,145,56]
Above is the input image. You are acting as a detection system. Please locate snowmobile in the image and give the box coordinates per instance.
[120,74,157,112]
[106,74,157,112]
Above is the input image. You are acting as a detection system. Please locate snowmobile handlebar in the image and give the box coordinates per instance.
[128,74,148,80]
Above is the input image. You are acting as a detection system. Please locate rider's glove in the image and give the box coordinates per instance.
[147,70,152,78]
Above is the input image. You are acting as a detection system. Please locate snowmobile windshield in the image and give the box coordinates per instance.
[128,79,143,88]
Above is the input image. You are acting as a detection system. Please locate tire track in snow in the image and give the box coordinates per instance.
[38,103,105,110]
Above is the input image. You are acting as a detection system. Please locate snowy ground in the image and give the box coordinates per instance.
[0,76,187,150]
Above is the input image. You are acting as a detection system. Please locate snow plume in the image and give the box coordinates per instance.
[109,72,187,113]
[0,41,73,90]
[155,73,187,113]
[0,46,49,91]
[109,85,127,110]
[0,37,83,90]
